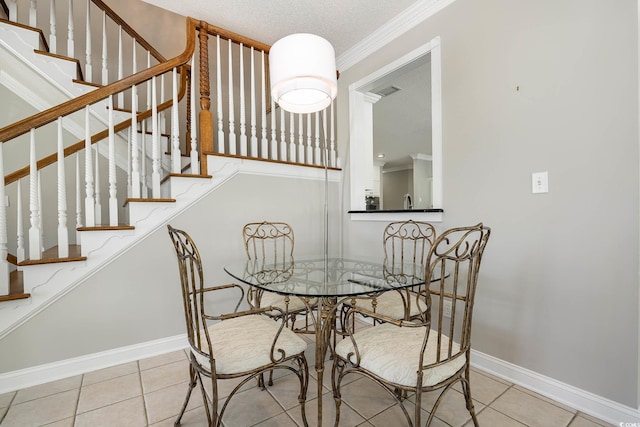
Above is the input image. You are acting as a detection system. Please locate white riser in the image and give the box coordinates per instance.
[78,228,136,257]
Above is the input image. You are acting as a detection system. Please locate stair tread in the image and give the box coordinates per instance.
[73,79,102,88]
[0,271,30,302]
[19,245,86,266]
[0,18,49,52]
[169,173,213,179]
[125,197,176,204]
[77,225,135,231]
[34,49,84,80]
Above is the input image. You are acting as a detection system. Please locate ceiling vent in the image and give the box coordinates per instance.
[373,85,401,97]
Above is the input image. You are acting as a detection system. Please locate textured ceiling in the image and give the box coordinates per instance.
[141,0,419,57]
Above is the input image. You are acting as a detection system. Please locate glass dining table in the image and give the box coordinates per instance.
[224,256,427,426]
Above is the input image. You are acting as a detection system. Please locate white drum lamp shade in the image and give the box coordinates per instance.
[269,33,338,114]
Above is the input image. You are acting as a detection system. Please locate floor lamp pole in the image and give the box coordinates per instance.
[321,109,329,284]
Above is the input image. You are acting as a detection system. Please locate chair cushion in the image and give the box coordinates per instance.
[260,292,317,313]
[191,314,307,375]
[350,291,426,320]
[335,323,465,387]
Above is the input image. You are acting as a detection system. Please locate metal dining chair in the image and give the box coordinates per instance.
[333,223,491,426]
[242,221,317,336]
[167,225,309,427]
[340,220,437,332]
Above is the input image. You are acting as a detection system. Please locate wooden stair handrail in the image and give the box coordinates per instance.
[90,0,166,63]
[4,69,188,185]
[202,21,271,53]
[0,17,198,144]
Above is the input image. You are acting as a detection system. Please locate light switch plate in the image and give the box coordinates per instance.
[532,172,549,194]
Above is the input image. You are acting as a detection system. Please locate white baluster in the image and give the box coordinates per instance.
[38,170,43,251]
[130,40,140,197]
[0,141,8,296]
[29,0,37,28]
[16,180,25,263]
[130,105,140,197]
[289,112,296,162]
[56,117,69,258]
[85,0,92,82]
[8,0,17,22]
[306,114,313,165]
[107,96,118,225]
[228,40,236,155]
[330,102,337,167]
[239,43,247,156]
[126,128,131,196]
[140,120,148,197]
[279,107,286,161]
[171,67,180,173]
[67,0,74,57]
[190,55,200,173]
[84,105,95,226]
[216,36,224,154]
[270,98,277,160]
[75,152,82,243]
[250,47,258,157]
[260,50,268,159]
[117,25,123,107]
[146,51,151,109]
[101,10,107,85]
[159,74,166,140]
[49,0,57,54]
[298,114,304,163]
[28,129,41,260]
[94,143,101,225]
[151,76,161,197]
[315,111,321,166]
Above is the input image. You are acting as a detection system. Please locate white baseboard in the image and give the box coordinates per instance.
[471,349,640,425]
[0,334,638,426]
[0,334,188,395]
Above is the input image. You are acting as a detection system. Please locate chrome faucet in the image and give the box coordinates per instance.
[403,193,413,210]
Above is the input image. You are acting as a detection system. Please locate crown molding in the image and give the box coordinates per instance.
[336,0,457,72]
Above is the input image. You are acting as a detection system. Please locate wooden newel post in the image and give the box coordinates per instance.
[185,66,192,154]
[198,23,213,175]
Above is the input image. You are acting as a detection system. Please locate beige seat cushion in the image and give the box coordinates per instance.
[335,323,465,387]
[192,314,307,375]
[260,291,317,313]
[350,291,427,320]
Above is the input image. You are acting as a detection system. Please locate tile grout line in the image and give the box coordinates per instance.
[72,373,84,425]
[0,390,16,425]
[137,360,151,426]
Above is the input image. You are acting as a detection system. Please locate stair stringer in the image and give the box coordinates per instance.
[0,156,335,340]
[0,21,133,171]
[0,159,231,340]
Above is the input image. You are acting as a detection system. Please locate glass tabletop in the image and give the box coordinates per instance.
[224,257,427,298]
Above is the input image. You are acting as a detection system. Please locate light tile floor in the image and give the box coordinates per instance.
[0,332,615,427]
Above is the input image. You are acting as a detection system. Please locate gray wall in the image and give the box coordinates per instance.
[0,172,334,372]
[338,0,639,407]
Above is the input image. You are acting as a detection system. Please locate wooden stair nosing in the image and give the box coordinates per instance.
[0,18,49,52]
[124,197,176,206]
[73,79,102,88]
[77,225,135,232]
[33,49,84,81]
[168,173,212,179]
[18,244,86,266]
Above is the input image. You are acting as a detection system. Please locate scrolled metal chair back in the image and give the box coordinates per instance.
[166,225,212,360]
[422,223,491,363]
[383,220,436,282]
[243,221,294,267]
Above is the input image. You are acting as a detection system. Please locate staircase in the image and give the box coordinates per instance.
[0,1,339,339]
